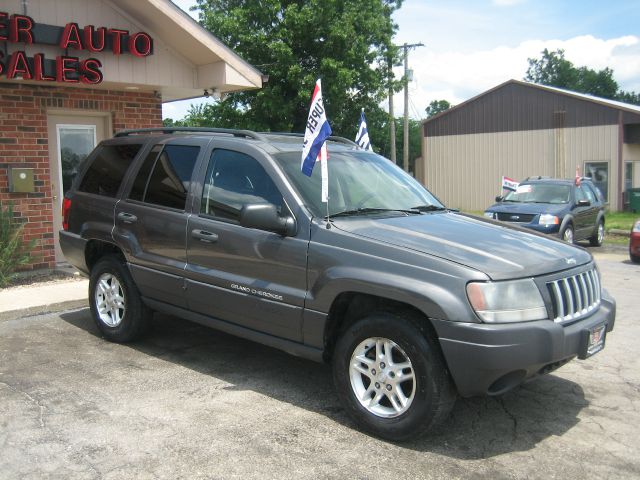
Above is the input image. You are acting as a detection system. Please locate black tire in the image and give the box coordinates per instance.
[89,255,151,343]
[561,223,574,244]
[332,312,456,441]
[589,220,605,247]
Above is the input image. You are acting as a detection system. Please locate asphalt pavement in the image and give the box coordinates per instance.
[0,247,638,479]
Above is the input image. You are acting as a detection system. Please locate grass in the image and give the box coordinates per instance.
[604,211,638,232]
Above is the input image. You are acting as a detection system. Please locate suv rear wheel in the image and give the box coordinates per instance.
[332,312,456,441]
[89,255,151,343]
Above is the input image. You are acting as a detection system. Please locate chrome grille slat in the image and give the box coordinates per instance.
[571,276,583,313]
[547,267,601,323]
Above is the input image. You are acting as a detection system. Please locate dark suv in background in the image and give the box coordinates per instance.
[484,177,606,245]
[60,128,615,441]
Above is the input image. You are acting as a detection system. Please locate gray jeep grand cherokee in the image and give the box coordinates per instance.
[60,127,615,441]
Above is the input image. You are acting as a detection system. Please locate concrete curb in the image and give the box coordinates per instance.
[608,229,630,237]
[0,299,88,322]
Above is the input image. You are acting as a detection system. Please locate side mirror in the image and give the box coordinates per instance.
[495,195,504,202]
[239,203,296,236]
[577,199,591,207]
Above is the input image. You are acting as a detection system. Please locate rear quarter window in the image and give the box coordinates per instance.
[78,144,143,197]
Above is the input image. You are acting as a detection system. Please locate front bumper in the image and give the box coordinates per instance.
[431,290,616,397]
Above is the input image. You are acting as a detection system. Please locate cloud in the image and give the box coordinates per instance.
[394,35,640,118]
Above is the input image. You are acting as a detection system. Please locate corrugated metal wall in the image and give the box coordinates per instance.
[423,82,624,138]
[422,125,619,211]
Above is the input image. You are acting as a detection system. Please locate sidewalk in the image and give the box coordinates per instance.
[0,277,89,321]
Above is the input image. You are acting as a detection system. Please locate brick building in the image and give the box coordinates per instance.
[0,0,262,269]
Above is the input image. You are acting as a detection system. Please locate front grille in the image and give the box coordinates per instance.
[496,213,536,223]
[547,268,601,323]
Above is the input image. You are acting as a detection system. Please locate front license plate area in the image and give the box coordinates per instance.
[579,323,607,359]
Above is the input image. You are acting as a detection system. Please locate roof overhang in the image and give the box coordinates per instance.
[110,0,263,101]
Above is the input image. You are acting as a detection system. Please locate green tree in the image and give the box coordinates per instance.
[425,99,453,118]
[525,48,639,105]
[191,0,403,138]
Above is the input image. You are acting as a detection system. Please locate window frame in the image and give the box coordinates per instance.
[123,140,204,213]
[75,138,145,199]
[199,148,288,225]
[584,161,609,203]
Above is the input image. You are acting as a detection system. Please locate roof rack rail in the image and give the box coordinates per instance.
[114,127,267,141]
[328,135,359,147]
[523,175,553,181]
[260,132,360,148]
[259,132,303,138]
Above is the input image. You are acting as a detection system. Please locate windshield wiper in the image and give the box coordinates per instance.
[326,208,421,219]
[411,205,447,212]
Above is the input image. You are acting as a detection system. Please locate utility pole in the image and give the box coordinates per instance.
[402,42,424,173]
[388,54,396,165]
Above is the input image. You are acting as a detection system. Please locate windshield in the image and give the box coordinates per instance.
[273,150,444,217]
[503,183,571,204]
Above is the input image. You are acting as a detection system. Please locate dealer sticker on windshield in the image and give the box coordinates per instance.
[580,323,607,359]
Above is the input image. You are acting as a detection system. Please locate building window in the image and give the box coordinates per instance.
[625,162,633,192]
[584,162,609,202]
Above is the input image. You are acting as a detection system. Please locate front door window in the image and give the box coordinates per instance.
[57,125,96,196]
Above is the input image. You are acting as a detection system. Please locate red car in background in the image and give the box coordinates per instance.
[631,220,640,263]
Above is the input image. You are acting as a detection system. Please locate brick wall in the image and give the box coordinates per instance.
[0,82,162,270]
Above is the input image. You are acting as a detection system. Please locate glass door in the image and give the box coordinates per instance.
[48,114,108,263]
[56,125,97,197]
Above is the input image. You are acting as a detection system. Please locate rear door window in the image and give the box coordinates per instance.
[129,144,200,210]
[78,144,143,197]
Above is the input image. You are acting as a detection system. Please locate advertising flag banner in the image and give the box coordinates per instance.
[501,176,519,192]
[355,109,373,151]
[301,79,332,177]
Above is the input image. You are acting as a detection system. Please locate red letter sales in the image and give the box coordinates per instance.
[0,12,153,83]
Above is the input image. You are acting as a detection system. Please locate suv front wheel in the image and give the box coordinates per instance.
[332,312,456,441]
[89,255,151,343]
[561,223,574,243]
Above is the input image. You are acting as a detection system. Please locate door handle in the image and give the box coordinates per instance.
[117,212,138,224]
[192,229,219,243]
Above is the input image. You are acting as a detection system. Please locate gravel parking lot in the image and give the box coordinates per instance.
[1,247,638,479]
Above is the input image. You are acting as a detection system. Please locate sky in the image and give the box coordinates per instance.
[164,0,640,122]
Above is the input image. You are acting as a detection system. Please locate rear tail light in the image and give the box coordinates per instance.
[62,198,72,231]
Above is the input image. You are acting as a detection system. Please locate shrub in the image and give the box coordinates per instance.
[0,202,36,288]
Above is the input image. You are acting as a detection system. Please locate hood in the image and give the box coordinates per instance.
[332,212,591,280]
[487,201,568,216]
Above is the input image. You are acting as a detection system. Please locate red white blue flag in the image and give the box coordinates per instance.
[301,79,332,178]
[501,176,519,192]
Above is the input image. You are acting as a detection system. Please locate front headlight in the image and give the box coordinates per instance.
[483,211,495,219]
[538,214,559,226]
[466,279,548,323]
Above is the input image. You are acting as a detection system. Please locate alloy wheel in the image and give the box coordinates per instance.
[95,273,126,327]
[349,337,416,418]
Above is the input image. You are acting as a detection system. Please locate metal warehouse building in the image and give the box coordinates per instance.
[417,80,640,212]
